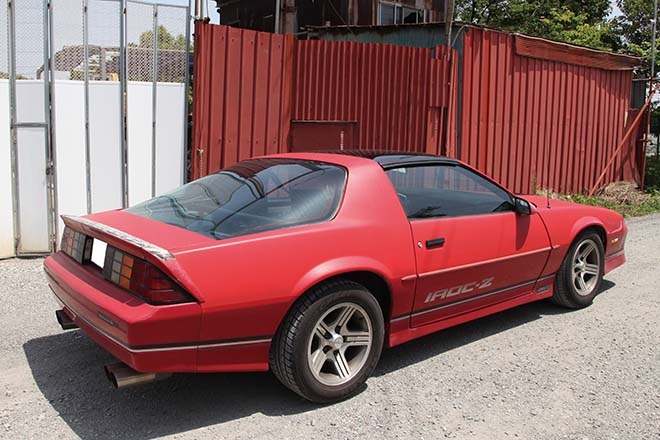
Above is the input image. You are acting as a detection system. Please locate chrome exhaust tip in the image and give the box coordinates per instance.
[55,309,78,330]
[104,362,171,389]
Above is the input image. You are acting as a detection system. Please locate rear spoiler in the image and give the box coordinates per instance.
[61,215,205,302]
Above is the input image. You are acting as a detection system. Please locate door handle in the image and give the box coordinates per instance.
[426,237,445,249]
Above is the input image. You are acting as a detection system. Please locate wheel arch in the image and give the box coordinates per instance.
[283,258,395,330]
[319,271,392,323]
[570,221,607,255]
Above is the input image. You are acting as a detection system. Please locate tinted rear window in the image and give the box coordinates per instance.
[126,159,346,240]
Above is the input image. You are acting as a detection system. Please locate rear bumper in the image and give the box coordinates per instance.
[45,252,201,372]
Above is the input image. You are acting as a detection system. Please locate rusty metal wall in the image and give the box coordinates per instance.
[192,22,293,179]
[460,27,635,194]
[192,22,641,195]
[291,39,456,154]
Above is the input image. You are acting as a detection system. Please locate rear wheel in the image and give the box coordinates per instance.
[269,279,384,403]
[552,230,604,309]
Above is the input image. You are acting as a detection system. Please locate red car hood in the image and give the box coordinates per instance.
[524,195,615,215]
[525,195,579,211]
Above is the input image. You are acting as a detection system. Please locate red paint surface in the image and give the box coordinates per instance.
[44,152,627,373]
[192,23,643,194]
[192,22,293,179]
[292,41,456,154]
[460,27,641,194]
[290,121,358,151]
[514,33,640,71]
[192,22,458,180]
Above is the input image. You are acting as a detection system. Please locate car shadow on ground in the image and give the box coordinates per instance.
[376,279,615,376]
[23,280,614,440]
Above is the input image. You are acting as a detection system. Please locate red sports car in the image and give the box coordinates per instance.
[44,151,627,402]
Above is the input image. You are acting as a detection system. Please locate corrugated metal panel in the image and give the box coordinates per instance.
[514,34,641,71]
[192,23,641,194]
[460,27,635,194]
[191,22,292,179]
[292,40,456,154]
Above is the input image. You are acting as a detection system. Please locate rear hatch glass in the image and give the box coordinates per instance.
[125,159,346,240]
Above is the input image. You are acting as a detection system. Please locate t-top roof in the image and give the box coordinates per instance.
[308,150,459,168]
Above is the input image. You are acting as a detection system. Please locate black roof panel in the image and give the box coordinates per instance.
[309,150,458,168]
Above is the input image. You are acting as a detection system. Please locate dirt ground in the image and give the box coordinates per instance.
[1,214,659,440]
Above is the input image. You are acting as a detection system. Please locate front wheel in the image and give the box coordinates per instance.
[552,230,605,309]
[269,280,384,403]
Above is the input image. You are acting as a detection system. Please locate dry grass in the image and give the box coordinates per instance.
[539,181,660,218]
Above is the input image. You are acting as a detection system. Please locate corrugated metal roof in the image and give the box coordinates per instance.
[316,22,642,71]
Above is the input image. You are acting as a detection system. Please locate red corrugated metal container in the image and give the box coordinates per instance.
[291,40,456,154]
[459,27,639,194]
[191,22,643,194]
[192,22,293,179]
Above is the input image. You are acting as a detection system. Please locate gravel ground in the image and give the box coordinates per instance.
[1,215,659,440]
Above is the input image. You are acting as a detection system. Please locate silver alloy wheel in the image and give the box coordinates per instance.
[307,302,373,386]
[572,239,601,296]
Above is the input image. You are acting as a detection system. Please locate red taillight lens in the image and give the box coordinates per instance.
[103,246,192,305]
[61,226,93,264]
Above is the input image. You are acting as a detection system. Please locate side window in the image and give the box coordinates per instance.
[385,164,514,219]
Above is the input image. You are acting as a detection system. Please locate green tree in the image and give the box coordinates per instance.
[454,0,621,51]
[0,72,28,80]
[139,25,188,50]
[615,0,656,77]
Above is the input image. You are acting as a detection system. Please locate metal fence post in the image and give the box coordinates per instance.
[119,0,128,207]
[7,0,21,254]
[49,0,58,250]
[43,0,57,252]
[83,0,92,213]
[183,4,190,183]
[151,3,158,197]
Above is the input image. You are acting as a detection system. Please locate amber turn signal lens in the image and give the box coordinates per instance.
[103,246,192,305]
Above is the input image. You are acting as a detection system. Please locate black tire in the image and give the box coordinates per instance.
[269,279,385,403]
[552,230,605,309]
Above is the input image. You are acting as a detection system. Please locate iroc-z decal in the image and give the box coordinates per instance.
[424,277,495,304]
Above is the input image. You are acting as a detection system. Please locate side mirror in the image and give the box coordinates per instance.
[513,197,532,215]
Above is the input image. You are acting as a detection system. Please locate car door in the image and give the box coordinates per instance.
[384,163,551,328]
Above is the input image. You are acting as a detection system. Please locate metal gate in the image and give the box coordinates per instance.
[5,0,53,255]
[2,0,190,257]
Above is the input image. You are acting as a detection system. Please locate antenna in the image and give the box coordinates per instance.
[546,187,551,209]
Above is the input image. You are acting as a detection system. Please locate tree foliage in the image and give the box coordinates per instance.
[139,25,188,50]
[615,0,656,77]
[454,0,621,51]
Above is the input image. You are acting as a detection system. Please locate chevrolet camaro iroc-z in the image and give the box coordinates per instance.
[44,151,627,402]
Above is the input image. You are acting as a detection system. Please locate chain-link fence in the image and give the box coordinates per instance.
[12,0,45,80]
[2,0,191,257]
[0,1,8,78]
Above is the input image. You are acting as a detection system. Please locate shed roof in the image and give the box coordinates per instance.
[314,22,642,71]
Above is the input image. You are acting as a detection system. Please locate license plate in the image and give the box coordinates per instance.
[91,239,108,269]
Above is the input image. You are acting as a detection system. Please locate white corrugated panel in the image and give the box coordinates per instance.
[0,80,14,258]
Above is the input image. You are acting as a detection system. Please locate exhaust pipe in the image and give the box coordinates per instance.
[104,362,171,389]
[56,309,78,330]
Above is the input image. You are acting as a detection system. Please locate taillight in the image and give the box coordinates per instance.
[61,226,93,264]
[103,246,192,305]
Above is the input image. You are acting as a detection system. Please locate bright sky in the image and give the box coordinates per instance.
[2,0,198,78]
[609,0,623,18]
